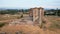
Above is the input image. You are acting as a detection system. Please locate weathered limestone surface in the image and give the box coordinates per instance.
[29,7,44,25]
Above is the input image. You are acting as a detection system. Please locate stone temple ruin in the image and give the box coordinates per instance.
[9,7,44,26]
[29,7,44,26]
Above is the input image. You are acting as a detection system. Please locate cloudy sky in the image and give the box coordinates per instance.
[0,0,60,9]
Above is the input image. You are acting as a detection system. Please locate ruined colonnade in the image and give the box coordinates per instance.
[29,7,44,26]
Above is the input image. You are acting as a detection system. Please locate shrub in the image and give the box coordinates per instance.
[0,22,6,28]
[20,15,23,18]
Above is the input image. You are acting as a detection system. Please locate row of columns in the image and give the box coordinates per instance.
[29,7,44,26]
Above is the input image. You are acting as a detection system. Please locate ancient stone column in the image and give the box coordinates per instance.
[32,7,39,22]
[29,8,33,17]
[38,7,44,27]
[29,8,33,21]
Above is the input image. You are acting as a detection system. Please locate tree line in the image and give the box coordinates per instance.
[0,9,29,15]
[44,9,60,16]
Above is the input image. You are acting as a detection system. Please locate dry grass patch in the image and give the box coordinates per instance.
[45,16,60,32]
[0,14,22,21]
